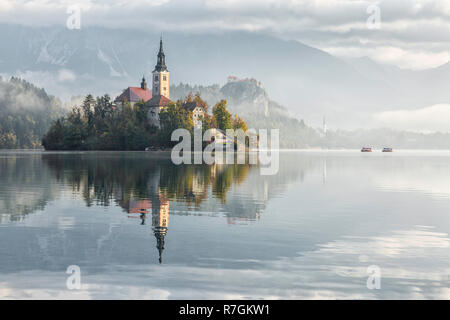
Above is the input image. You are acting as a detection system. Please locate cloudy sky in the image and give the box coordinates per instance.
[0,0,449,70]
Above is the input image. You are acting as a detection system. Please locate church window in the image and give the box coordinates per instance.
[163,75,167,81]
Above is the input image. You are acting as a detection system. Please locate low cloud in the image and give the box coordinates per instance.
[324,45,450,70]
[58,69,76,82]
[374,104,450,133]
[0,76,49,110]
[3,70,84,101]
[0,0,450,70]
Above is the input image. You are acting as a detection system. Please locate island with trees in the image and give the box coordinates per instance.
[41,93,248,151]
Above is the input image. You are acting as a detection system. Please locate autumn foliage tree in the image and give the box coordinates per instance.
[232,114,248,132]
[212,100,233,131]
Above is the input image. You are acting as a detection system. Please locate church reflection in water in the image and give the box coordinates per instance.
[33,153,257,264]
[1,153,287,264]
[113,161,252,263]
[120,190,170,263]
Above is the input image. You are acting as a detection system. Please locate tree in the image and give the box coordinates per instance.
[41,92,247,151]
[94,94,113,134]
[232,114,248,132]
[0,77,64,149]
[193,92,208,113]
[158,102,194,147]
[212,100,233,131]
[0,133,17,149]
[42,119,64,150]
[82,94,95,134]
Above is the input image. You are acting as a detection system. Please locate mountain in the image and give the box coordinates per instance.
[0,24,407,127]
[2,74,448,150]
[1,24,449,130]
[172,77,288,118]
[345,56,450,109]
[171,78,450,149]
[171,77,321,148]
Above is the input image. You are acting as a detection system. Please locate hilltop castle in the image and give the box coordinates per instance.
[115,37,205,129]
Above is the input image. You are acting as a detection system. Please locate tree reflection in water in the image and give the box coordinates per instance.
[41,152,251,263]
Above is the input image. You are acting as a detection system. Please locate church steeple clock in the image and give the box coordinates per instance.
[152,36,170,99]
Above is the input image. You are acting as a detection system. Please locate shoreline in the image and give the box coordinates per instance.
[4,149,450,153]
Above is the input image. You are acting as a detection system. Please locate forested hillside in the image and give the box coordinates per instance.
[171,79,450,149]
[171,79,321,148]
[0,77,65,149]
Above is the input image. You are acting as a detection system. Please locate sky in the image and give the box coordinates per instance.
[0,0,449,70]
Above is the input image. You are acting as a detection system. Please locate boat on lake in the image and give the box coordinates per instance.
[382,147,393,152]
[361,147,372,152]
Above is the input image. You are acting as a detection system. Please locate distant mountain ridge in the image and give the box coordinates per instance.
[171,78,450,149]
[172,78,323,148]
[172,77,287,117]
[1,24,450,129]
[1,74,449,149]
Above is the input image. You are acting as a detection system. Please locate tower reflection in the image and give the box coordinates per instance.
[151,190,169,264]
[38,154,261,263]
[122,189,170,263]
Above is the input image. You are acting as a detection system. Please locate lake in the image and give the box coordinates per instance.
[0,150,449,299]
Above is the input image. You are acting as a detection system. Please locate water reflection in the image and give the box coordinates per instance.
[1,151,450,299]
[121,191,170,263]
[0,153,58,223]
[41,153,250,208]
[38,153,256,263]
[0,152,307,267]
[0,152,308,223]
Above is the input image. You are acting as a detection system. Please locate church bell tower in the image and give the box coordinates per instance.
[152,36,170,99]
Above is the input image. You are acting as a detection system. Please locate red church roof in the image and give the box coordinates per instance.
[128,200,152,214]
[145,95,172,107]
[115,87,152,103]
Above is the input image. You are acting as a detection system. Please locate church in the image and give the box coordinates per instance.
[115,37,205,129]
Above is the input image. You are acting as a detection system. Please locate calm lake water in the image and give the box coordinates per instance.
[0,150,449,299]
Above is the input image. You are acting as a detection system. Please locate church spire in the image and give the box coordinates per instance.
[151,35,170,98]
[153,227,167,264]
[159,34,164,55]
[154,35,168,72]
[141,75,147,90]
